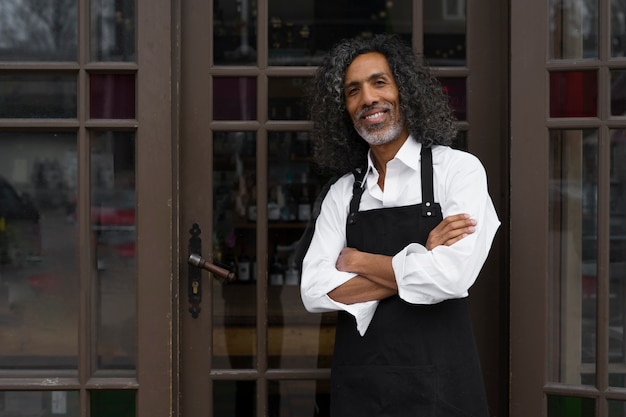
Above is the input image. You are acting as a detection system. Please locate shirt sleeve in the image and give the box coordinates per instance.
[392,152,500,304]
[300,176,380,333]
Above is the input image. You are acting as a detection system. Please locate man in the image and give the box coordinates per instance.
[300,34,500,416]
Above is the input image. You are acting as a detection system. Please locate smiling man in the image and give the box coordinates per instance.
[300,34,501,416]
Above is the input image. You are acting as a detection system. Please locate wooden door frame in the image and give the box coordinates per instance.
[136,0,176,416]
[510,0,549,415]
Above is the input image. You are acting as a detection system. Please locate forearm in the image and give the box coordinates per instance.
[329,249,397,304]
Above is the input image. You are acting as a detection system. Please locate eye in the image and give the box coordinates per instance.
[345,87,359,97]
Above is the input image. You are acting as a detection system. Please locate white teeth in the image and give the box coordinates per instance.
[365,112,384,120]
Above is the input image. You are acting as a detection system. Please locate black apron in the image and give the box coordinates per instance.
[330,146,489,417]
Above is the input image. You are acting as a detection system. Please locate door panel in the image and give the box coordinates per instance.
[180,1,507,416]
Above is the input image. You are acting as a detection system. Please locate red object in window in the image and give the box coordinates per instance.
[550,71,598,118]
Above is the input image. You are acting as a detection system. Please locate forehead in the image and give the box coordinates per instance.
[344,52,393,83]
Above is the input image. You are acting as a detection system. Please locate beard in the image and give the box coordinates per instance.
[353,105,405,146]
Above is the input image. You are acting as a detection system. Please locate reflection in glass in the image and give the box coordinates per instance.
[212,132,257,369]
[90,74,136,119]
[424,0,467,66]
[91,131,136,370]
[547,394,595,417]
[267,131,334,370]
[438,77,467,120]
[214,0,257,65]
[268,77,309,120]
[610,129,626,387]
[611,1,626,57]
[267,0,412,66]
[0,391,79,416]
[0,73,77,119]
[550,71,598,118]
[608,400,626,416]
[91,390,135,417]
[548,129,597,386]
[0,132,78,369]
[214,380,255,417]
[549,0,598,59]
[0,2,77,61]
[91,0,136,62]
[611,70,626,117]
[268,380,331,417]
[213,77,257,120]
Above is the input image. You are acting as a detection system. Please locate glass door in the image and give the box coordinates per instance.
[179,0,507,416]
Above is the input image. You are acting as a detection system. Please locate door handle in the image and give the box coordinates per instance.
[187,223,236,318]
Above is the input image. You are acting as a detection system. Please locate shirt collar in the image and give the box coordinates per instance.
[366,135,422,175]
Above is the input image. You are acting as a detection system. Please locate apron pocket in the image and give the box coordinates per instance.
[331,364,435,417]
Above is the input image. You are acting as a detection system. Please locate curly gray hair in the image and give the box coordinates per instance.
[308,34,457,175]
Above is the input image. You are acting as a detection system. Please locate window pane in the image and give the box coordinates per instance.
[267,0,412,66]
[213,77,257,120]
[548,129,597,386]
[212,131,257,369]
[91,0,136,61]
[268,77,309,121]
[610,129,626,387]
[91,131,136,371]
[0,73,77,119]
[90,74,136,119]
[213,0,257,65]
[550,71,598,118]
[549,0,598,59]
[611,70,626,117]
[611,1,626,57]
[439,77,467,120]
[91,390,135,417]
[424,0,467,66]
[214,380,255,416]
[268,380,331,417]
[608,400,626,416]
[0,391,79,416]
[0,2,77,61]
[547,395,595,417]
[0,132,78,369]
[267,131,334,370]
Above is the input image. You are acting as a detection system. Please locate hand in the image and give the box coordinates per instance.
[425,213,476,250]
[336,247,359,273]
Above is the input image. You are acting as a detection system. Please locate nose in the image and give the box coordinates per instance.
[360,84,378,107]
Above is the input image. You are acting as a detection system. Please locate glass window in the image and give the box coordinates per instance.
[213,77,257,120]
[547,394,595,417]
[91,0,136,62]
[0,391,79,416]
[548,129,598,386]
[550,71,598,118]
[90,74,136,119]
[424,0,467,66]
[549,0,599,59]
[268,77,309,120]
[267,0,412,66]
[0,73,77,119]
[611,1,626,57]
[90,390,136,417]
[439,77,467,120]
[0,2,77,62]
[212,131,258,369]
[0,132,78,370]
[609,129,626,387]
[611,70,626,117]
[213,0,257,65]
[91,131,136,371]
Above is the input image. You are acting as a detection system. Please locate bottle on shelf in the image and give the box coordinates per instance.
[284,255,299,286]
[237,252,251,283]
[269,252,284,286]
[298,173,311,222]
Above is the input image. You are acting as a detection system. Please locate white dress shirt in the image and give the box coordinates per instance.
[300,137,501,335]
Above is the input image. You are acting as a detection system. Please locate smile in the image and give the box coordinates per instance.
[365,111,385,120]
